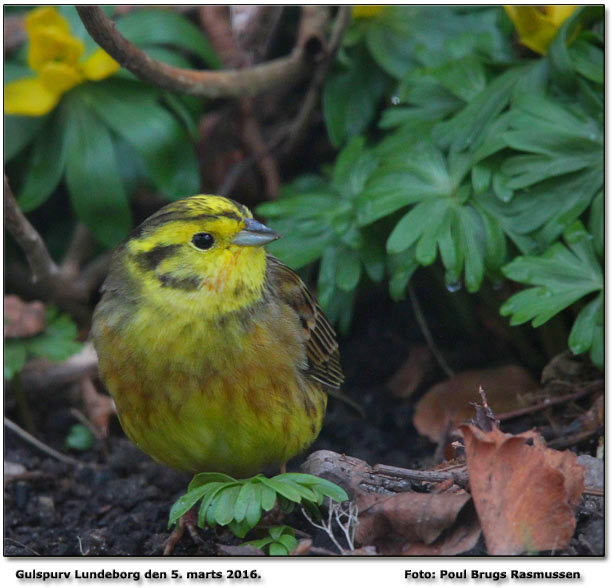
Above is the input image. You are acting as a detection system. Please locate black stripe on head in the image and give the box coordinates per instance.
[135,245,181,272]
[229,199,250,218]
[217,211,242,222]
[158,274,201,291]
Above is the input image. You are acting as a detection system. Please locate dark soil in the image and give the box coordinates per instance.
[4,280,604,556]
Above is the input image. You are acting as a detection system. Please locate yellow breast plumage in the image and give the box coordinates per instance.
[91,195,342,476]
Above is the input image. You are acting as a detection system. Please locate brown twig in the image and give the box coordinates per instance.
[547,427,602,450]
[495,381,603,422]
[284,6,352,155]
[60,223,93,277]
[77,6,325,99]
[372,463,469,486]
[408,283,455,378]
[4,417,87,468]
[239,99,281,198]
[230,6,284,64]
[19,343,99,392]
[199,7,287,199]
[4,175,59,283]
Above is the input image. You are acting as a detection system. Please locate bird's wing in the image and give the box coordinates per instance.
[266,255,344,390]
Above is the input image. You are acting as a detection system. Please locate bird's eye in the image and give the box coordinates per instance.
[192,233,214,250]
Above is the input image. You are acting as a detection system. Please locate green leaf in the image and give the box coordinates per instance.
[276,534,298,553]
[116,9,221,68]
[457,205,485,292]
[4,115,46,162]
[415,203,450,266]
[336,248,362,292]
[188,472,236,491]
[244,483,263,528]
[387,199,446,254]
[212,485,241,526]
[332,137,379,198]
[233,481,257,523]
[588,191,603,259]
[268,542,289,556]
[323,49,387,147]
[430,55,486,102]
[357,172,423,226]
[501,222,602,328]
[569,39,603,84]
[259,482,277,512]
[17,113,68,212]
[65,424,96,451]
[168,485,210,527]
[258,477,303,503]
[81,79,200,199]
[568,293,602,356]
[317,246,339,308]
[388,248,419,301]
[228,519,255,539]
[62,93,132,247]
[471,162,492,194]
[197,482,228,528]
[4,341,27,380]
[432,65,526,152]
[26,309,82,362]
[548,5,603,87]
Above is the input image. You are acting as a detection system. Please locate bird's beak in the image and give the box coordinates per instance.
[232,218,281,247]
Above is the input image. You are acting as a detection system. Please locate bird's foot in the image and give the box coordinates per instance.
[163,509,202,555]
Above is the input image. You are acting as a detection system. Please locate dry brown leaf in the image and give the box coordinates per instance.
[459,423,585,555]
[413,365,537,442]
[4,295,45,338]
[301,450,480,556]
[388,345,434,398]
[356,486,480,555]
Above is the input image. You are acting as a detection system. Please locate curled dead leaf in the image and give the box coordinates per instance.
[388,345,434,399]
[414,365,537,442]
[301,450,480,556]
[357,486,480,555]
[4,295,45,338]
[459,423,584,555]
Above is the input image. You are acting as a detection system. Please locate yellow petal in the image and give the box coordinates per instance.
[81,49,120,81]
[25,6,70,37]
[28,27,84,72]
[40,62,84,94]
[504,5,579,55]
[4,77,61,116]
[504,6,557,55]
[545,6,579,27]
[352,6,384,19]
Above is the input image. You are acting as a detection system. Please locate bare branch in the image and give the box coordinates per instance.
[77,6,326,99]
[4,417,88,468]
[408,283,456,378]
[4,174,59,283]
[284,6,352,155]
[60,223,94,277]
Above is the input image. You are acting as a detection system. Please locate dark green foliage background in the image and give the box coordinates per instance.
[260,6,604,367]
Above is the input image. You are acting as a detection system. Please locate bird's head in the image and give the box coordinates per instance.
[117,195,280,315]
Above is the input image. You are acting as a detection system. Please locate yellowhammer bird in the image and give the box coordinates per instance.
[91,195,343,477]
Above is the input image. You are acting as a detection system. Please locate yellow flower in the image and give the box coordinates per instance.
[352,5,384,20]
[4,7,119,116]
[504,5,579,55]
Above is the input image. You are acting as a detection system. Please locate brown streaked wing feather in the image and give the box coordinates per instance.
[266,255,343,389]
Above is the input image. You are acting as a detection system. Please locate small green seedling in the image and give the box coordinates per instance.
[169,472,348,553]
[65,424,96,452]
[242,525,298,556]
